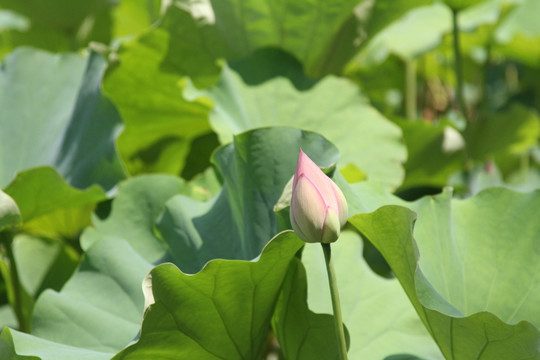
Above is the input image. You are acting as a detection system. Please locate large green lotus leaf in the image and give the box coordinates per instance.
[0,48,124,191]
[158,0,362,77]
[204,66,406,190]
[113,232,303,359]
[3,167,106,240]
[102,10,215,177]
[300,230,442,359]
[0,0,113,56]
[156,127,340,273]
[465,103,540,173]
[350,188,540,359]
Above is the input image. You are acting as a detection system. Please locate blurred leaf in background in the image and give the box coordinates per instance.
[0,48,125,191]
[0,0,114,56]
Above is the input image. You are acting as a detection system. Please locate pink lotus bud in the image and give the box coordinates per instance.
[290,150,348,243]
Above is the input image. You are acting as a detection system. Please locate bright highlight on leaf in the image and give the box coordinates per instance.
[290,150,348,244]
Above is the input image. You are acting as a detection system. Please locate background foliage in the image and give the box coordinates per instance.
[1,0,539,359]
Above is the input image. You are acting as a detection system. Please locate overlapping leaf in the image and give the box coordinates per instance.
[4,167,106,240]
[102,8,216,177]
[350,188,540,359]
[0,48,124,191]
[204,65,406,190]
[114,232,304,359]
[159,0,362,76]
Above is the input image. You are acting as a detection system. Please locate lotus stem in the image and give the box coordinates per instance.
[452,8,468,121]
[0,230,28,332]
[322,243,348,360]
[405,58,417,120]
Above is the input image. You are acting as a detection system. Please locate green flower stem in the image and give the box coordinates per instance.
[321,243,348,360]
[405,58,417,120]
[0,230,28,332]
[451,8,468,121]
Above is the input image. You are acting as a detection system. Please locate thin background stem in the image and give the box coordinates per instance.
[321,243,348,360]
[405,58,417,120]
[452,8,468,121]
[0,230,28,332]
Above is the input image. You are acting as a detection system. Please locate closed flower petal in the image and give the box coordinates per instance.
[290,150,348,243]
